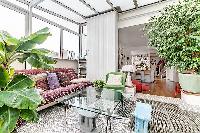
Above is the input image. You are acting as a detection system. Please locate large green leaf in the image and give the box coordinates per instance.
[0,101,3,107]
[17,53,30,63]
[16,27,51,51]
[0,66,9,88]
[7,74,34,91]
[31,48,51,55]
[26,54,54,69]
[0,31,19,53]
[20,110,38,122]
[0,106,20,133]
[0,88,42,110]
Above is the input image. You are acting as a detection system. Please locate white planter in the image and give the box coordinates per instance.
[181,91,200,106]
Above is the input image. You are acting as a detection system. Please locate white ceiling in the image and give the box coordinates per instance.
[11,0,166,34]
[19,0,163,24]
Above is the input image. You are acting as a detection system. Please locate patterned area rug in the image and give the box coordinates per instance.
[17,94,200,133]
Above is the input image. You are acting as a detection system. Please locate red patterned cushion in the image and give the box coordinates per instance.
[42,82,91,104]
[15,69,46,75]
[56,72,71,87]
[36,78,49,91]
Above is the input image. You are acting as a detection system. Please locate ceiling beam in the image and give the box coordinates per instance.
[51,0,85,19]
[29,0,44,7]
[106,0,117,12]
[78,0,99,14]
[133,0,138,8]
[17,0,80,25]
[121,0,170,14]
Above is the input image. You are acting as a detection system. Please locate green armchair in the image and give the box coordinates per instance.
[104,72,126,100]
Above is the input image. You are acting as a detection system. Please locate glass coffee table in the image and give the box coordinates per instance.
[63,86,133,133]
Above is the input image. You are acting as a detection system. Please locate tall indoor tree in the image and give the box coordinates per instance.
[145,0,200,94]
[0,27,56,133]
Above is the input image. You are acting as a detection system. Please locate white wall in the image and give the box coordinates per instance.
[118,0,178,28]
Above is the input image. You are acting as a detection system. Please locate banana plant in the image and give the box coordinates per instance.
[0,27,56,133]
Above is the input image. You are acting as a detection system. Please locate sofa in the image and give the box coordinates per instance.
[15,68,92,111]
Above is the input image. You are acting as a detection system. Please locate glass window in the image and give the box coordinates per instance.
[81,35,87,58]
[6,0,28,9]
[83,25,87,35]
[32,17,60,57]
[0,5,25,38]
[33,8,79,32]
[63,31,79,59]
[81,25,87,58]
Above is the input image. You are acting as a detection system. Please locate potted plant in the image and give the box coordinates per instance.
[145,0,200,101]
[0,27,56,133]
[93,80,106,91]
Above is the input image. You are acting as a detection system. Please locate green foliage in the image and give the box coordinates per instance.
[145,0,200,74]
[93,80,106,88]
[0,27,56,133]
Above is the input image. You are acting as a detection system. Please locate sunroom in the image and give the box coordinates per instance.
[0,0,199,133]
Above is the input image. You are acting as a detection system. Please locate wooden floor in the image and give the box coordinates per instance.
[142,78,181,98]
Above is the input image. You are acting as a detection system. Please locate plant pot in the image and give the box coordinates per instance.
[179,73,200,93]
[95,87,103,92]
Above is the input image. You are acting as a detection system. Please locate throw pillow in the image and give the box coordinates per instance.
[36,78,50,91]
[107,74,122,85]
[56,72,71,87]
[70,78,89,83]
[47,73,60,90]
[30,73,47,81]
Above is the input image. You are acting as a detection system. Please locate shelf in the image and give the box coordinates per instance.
[54,58,78,61]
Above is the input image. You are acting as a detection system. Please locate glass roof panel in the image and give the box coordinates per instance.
[38,0,86,23]
[137,0,160,7]
[57,0,95,17]
[84,0,111,12]
[33,8,79,32]
[7,0,28,9]
[110,0,135,11]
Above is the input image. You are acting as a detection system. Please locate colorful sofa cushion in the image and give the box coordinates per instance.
[15,68,92,108]
[47,73,60,90]
[36,78,49,91]
[42,82,92,103]
[56,72,71,87]
[70,78,89,83]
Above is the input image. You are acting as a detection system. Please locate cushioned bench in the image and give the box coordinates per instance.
[15,68,92,111]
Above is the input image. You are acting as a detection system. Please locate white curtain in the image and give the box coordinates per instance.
[87,12,118,80]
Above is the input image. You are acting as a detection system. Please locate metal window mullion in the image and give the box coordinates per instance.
[79,25,83,58]
[60,29,63,58]
[16,0,80,25]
